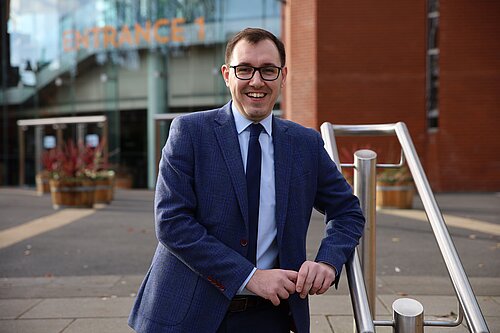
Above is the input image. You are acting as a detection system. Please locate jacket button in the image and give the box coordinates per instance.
[240,239,248,247]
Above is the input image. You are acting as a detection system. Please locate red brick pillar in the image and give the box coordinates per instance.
[282,0,318,128]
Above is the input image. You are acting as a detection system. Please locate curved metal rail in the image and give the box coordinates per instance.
[320,121,489,333]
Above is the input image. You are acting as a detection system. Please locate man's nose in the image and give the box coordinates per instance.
[249,70,265,86]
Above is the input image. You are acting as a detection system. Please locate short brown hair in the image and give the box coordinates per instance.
[225,27,286,67]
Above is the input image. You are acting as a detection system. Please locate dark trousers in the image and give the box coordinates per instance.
[216,297,291,333]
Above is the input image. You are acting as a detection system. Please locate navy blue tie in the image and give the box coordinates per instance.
[246,123,263,265]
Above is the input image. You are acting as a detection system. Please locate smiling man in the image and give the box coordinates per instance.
[129,28,365,333]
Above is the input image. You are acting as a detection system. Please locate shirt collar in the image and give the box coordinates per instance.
[231,101,273,136]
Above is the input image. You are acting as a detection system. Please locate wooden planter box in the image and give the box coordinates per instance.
[94,175,115,204]
[35,172,51,196]
[49,179,96,209]
[376,181,415,209]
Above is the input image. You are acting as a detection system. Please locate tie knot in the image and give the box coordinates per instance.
[249,123,263,139]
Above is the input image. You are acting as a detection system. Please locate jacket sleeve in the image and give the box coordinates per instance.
[154,116,254,300]
[312,133,366,287]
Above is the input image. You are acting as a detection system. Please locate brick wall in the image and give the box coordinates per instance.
[283,0,500,191]
[433,0,500,191]
[284,0,427,178]
[282,0,318,128]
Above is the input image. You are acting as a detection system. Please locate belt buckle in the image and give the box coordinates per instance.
[232,297,248,312]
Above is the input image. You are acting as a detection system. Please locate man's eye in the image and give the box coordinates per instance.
[262,67,277,74]
[237,67,253,74]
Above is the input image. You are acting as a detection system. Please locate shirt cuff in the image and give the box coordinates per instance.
[237,267,257,294]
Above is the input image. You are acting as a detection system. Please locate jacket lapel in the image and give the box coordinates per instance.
[273,117,292,246]
[214,103,249,229]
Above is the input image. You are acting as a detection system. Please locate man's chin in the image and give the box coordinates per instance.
[247,109,272,121]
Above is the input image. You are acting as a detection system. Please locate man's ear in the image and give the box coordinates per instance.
[221,64,230,87]
[280,66,288,88]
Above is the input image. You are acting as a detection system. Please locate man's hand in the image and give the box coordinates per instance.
[295,261,336,299]
[245,269,298,306]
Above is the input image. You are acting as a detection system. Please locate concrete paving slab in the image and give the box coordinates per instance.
[20,297,134,319]
[484,316,500,332]
[0,298,42,319]
[0,276,56,299]
[378,275,455,295]
[327,315,393,333]
[310,315,333,333]
[0,276,54,288]
[475,296,500,317]
[109,275,144,296]
[310,295,353,316]
[0,275,137,299]
[309,295,390,317]
[62,318,134,333]
[469,277,500,296]
[328,315,470,333]
[48,275,124,297]
[0,318,72,333]
[378,276,500,297]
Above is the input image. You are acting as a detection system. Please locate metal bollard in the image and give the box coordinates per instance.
[392,298,424,333]
[353,149,377,316]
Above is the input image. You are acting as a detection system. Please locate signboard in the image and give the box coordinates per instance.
[63,17,205,52]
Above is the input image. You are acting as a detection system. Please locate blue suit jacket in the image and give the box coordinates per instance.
[129,102,365,333]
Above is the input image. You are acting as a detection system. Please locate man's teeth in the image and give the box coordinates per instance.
[247,93,265,98]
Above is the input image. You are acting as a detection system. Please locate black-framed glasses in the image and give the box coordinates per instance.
[229,65,282,81]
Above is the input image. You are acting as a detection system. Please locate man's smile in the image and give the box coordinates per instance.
[245,92,267,99]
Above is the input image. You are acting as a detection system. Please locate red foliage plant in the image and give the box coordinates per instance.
[42,138,107,180]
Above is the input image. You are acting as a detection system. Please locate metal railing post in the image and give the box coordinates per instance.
[353,149,377,316]
[393,298,424,333]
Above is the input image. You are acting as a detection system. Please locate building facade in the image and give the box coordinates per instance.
[0,0,281,188]
[1,0,499,191]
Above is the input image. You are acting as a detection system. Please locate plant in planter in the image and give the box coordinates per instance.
[44,139,100,209]
[376,165,415,209]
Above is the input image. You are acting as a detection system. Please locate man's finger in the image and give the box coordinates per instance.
[317,280,330,295]
[284,278,296,294]
[301,273,315,298]
[285,270,298,282]
[316,268,335,295]
[270,295,281,306]
[277,288,290,300]
[296,264,309,293]
[310,275,324,295]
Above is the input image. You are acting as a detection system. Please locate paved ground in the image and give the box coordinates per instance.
[0,188,498,332]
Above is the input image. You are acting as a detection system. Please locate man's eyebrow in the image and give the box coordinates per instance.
[235,62,252,66]
[235,62,280,67]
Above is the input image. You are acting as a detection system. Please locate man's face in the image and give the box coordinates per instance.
[221,39,287,122]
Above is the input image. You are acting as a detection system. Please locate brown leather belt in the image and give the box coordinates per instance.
[228,296,270,312]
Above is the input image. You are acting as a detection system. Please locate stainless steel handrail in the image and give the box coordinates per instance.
[347,248,376,333]
[320,121,490,333]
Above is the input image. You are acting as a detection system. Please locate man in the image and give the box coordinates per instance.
[129,27,365,333]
